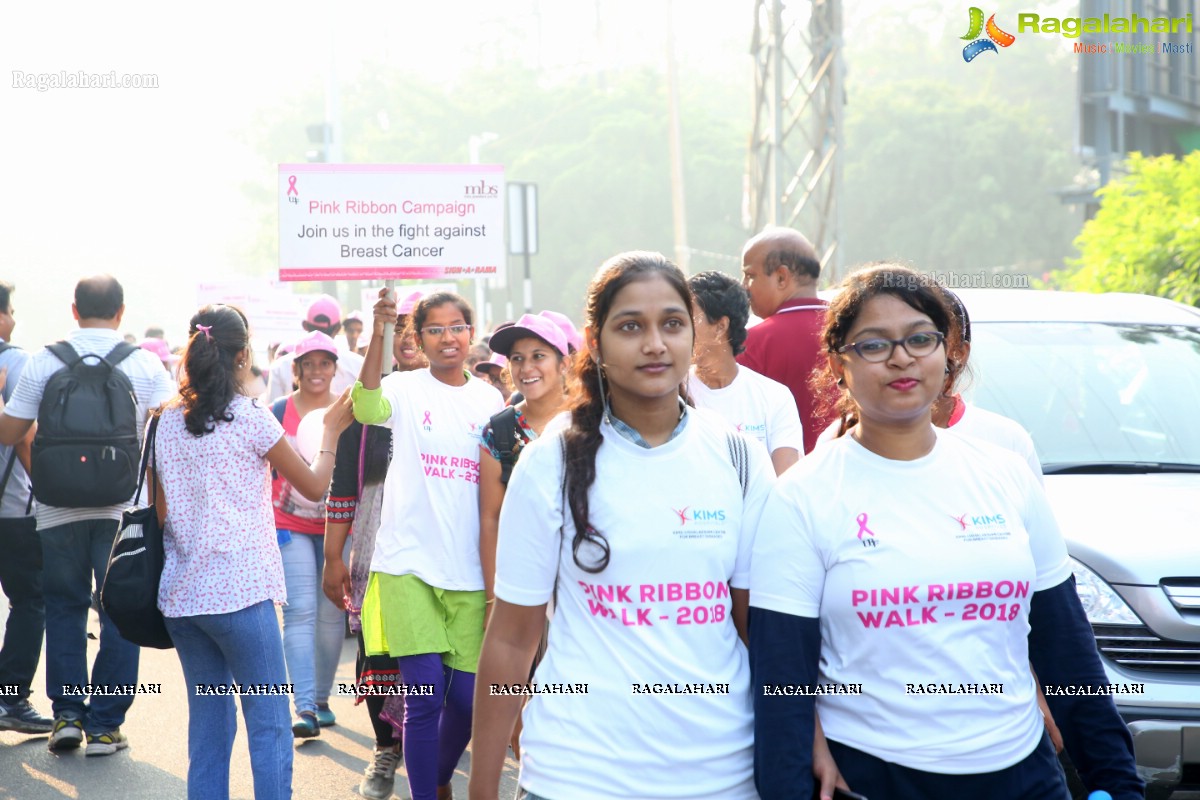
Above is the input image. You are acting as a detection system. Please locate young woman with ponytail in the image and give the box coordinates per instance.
[469,252,775,800]
[150,304,353,800]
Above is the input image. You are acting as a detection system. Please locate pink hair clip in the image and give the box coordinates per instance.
[195,324,213,341]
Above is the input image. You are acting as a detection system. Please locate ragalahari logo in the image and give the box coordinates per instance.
[961,7,1016,62]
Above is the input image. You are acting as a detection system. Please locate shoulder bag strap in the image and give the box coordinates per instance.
[0,449,16,499]
[136,415,161,506]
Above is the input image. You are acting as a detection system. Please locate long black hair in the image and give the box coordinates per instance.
[177,304,251,436]
[563,251,694,573]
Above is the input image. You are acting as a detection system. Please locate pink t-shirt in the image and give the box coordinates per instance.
[154,393,288,617]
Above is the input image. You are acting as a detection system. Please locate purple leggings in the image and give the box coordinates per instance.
[397,653,475,799]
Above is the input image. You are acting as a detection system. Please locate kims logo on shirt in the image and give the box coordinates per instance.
[950,512,1007,530]
[949,511,1011,542]
[671,506,727,525]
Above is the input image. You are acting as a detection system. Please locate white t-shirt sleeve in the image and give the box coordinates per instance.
[749,476,824,617]
[732,435,776,589]
[249,401,286,457]
[494,432,566,606]
[4,356,46,419]
[764,379,806,456]
[266,356,292,404]
[1017,466,1071,591]
[147,360,175,407]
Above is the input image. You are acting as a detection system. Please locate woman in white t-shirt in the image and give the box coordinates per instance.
[152,304,353,800]
[687,269,804,475]
[352,291,504,800]
[470,252,775,800]
[749,265,1142,800]
[814,285,1042,480]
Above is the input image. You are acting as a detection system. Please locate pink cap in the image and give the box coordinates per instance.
[346,310,364,324]
[398,290,424,316]
[139,338,178,363]
[291,330,339,361]
[488,313,568,358]
[306,294,341,326]
[473,353,508,374]
[539,310,583,353]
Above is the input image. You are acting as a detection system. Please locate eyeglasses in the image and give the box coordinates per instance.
[420,324,471,337]
[836,331,945,363]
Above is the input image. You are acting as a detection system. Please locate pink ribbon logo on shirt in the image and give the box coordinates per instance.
[422,411,432,426]
[856,513,876,540]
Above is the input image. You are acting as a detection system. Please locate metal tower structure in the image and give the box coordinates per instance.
[746,0,845,280]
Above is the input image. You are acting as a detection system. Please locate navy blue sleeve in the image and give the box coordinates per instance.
[749,606,821,800]
[1027,576,1143,800]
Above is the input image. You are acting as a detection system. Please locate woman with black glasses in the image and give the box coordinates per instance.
[352,290,504,800]
[750,265,1141,800]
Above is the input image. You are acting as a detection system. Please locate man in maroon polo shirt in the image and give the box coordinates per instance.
[735,227,837,454]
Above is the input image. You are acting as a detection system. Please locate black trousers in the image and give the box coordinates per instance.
[826,730,1071,800]
[0,516,44,700]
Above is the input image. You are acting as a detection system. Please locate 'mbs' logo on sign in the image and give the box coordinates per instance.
[464,180,499,198]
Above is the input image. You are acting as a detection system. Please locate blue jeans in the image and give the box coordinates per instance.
[279,531,346,716]
[165,600,292,800]
[0,516,44,699]
[40,518,139,730]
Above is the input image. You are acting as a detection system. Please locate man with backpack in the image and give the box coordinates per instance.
[0,275,173,756]
[0,281,53,736]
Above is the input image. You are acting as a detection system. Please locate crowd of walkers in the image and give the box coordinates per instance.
[0,229,1145,800]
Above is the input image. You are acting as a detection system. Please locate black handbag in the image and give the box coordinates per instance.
[100,414,174,649]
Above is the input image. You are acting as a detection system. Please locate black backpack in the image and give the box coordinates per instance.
[31,341,141,508]
[490,406,523,486]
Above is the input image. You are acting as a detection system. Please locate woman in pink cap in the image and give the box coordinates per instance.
[475,313,571,759]
[269,330,345,738]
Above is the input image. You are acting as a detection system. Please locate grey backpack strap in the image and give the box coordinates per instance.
[726,432,749,498]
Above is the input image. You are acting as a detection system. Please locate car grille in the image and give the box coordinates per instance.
[1092,624,1200,672]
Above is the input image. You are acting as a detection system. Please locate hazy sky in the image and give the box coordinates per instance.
[1,0,1082,349]
[1,0,759,349]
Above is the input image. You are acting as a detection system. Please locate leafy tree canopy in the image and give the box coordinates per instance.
[1055,152,1200,307]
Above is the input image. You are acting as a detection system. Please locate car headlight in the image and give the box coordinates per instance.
[1070,557,1141,625]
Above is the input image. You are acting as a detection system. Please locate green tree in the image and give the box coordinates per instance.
[1055,152,1200,306]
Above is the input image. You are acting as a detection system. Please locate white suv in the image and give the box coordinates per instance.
[961,289,1200,799]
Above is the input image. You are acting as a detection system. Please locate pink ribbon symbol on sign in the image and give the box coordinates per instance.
[422,411,432,426]
[287,176,298,196]
[856,513,876,540]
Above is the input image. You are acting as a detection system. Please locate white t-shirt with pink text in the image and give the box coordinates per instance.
[371,368,503,590]
[154,394,287,617]
[750,429,1071,773]
[496,408,774,800]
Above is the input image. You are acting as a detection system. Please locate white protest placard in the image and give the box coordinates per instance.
[196,279,305,354]
[278,164,505,282]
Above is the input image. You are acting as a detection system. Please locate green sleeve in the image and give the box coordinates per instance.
[351,381,392,425]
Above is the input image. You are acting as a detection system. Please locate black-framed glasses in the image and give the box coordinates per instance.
[837,331,945,363]
[420,324,471,337]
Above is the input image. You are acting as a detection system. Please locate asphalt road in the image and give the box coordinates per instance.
[3,607,1197,799]
[0,606,521,800]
